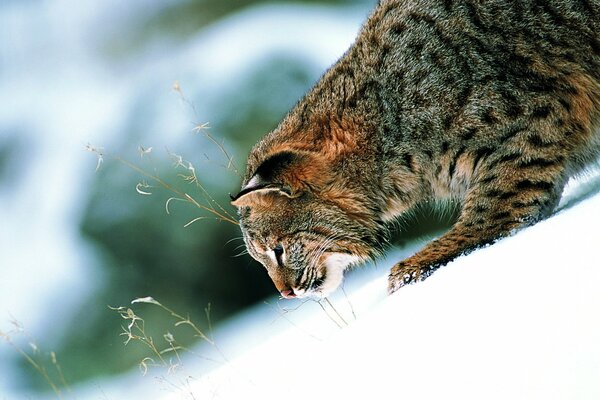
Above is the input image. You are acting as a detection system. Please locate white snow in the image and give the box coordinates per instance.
[156,173,600,400]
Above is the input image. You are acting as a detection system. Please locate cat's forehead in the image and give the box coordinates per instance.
[242,210,314,242]
[242,202,302,227]
[241,217,286,242]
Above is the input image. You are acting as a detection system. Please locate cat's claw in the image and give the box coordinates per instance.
[388,263,433,294]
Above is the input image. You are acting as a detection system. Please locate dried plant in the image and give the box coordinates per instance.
[0,318,70,399]
[109,297,227,399]
[86,143,239,227]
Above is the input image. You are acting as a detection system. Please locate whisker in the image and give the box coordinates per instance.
[303,233,343,290]
[232,244,248,252]
[224,236,245,246]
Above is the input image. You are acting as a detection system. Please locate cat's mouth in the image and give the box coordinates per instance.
[291,253,362,299]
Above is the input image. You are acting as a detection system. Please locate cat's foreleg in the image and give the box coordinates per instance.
[387,222,500,293]
[388,145,568,293]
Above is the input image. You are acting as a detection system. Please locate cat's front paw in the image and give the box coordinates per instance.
[388,262,433,294]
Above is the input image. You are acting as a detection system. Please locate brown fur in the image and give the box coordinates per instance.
[232,0,600,297]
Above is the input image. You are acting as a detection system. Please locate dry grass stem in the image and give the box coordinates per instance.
[85,144,104,172]
[86,87,241,226]
[315,298,350,329]
[341,286,357,321]
[172,79,240,179]
[88,150,239,226]
[1,318,69,399]
[200,131,241,178]
[109,296,230,387]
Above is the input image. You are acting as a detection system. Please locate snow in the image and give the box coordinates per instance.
[157,173,600,400]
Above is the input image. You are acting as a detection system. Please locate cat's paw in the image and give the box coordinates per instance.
[388,262,433,294]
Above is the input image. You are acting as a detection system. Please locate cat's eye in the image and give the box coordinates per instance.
[273,244,284,267]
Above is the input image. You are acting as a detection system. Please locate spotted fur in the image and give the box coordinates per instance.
[232,0,600,297]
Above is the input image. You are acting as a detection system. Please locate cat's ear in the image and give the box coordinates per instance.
[230,150,323,207]
[229,181,295,208]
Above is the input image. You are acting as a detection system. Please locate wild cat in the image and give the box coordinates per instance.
[231,0,600,298]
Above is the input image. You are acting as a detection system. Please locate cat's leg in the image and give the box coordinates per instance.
[388,133,571,293]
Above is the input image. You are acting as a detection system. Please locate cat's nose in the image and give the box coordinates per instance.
[280,289,296,299]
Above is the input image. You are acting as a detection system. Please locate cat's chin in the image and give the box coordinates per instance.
[295,253,362,299]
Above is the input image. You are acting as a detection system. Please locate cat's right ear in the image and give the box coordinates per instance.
[229,176,296,208]
[230,150,323,207]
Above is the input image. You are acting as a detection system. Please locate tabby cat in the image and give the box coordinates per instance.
[231,0,600,298]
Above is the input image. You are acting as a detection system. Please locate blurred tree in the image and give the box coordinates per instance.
[211,53,321,144]
[104,0,371,59]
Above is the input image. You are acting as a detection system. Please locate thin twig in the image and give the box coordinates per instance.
[0,330,65,399]
[323,298,349,327]
[341,286,357,320]
[202,131,242,178]
[316,301,345,329]
[115,156,238,225]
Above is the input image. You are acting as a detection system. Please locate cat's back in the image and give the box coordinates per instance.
[362,0,600,99]
[234,0,600,298]
[254,0,600,176]
[368,0,599,66]
[351,0,600,159]
[326,0,600,200]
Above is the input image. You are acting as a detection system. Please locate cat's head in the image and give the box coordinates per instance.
[231,149,375,299]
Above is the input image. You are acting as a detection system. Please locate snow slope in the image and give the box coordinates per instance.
[161,172,600,400]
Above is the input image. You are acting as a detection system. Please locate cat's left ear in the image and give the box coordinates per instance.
[230,150,324,207]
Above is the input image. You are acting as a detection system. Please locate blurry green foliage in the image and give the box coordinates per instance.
[0,131,25,192]
[104,0,368,58]
[212,53,320,143]
[147,0,358,36]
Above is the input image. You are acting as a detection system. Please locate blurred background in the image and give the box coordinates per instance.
[0,0,386,398]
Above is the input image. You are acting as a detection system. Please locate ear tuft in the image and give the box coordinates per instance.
[254,151,299,184]
[231,150,325,207]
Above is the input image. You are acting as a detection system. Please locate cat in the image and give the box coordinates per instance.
[231,0,600,298]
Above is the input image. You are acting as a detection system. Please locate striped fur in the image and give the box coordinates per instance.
[233,0,600,296]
